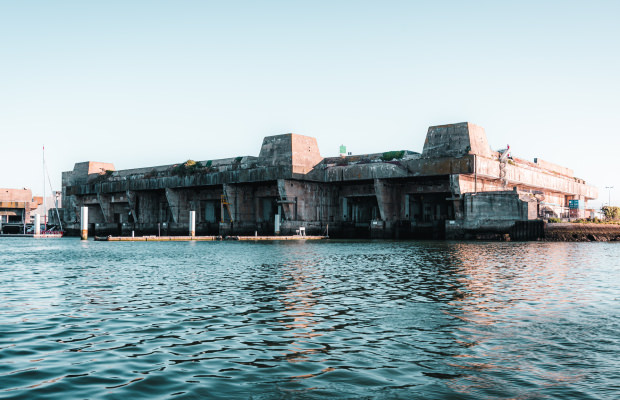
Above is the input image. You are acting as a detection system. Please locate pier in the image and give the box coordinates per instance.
[0,233,63,238]
[95,235,327,242]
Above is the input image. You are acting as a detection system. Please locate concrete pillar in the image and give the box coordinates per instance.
[453,199,464,220]
[404,194,410,219]
[80,206,88,240]
[274,214,280,235]
[189,210,196,237]
[34,214,41,235]
[449,174,462,197]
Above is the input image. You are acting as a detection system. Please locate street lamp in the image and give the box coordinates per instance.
[605,186,614,206]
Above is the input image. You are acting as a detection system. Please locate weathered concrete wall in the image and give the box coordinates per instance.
[108,157,258,180]
[323,163,409,182]
[258,133,323,174]
[97,193,113,223]
[374,179,402,223]
[62,162,115,187]
[130,190,162,223]
[460,156,597,201]
[463,191,528,222]
[533,158,573,178]
[277,179,324,221]
[422,122,492,159]
[445,191,533,240]
[165,188,190,224]
[318,156,474,183]
[65,166,293,196]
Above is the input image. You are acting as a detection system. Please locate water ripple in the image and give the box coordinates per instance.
[0,239,618,399]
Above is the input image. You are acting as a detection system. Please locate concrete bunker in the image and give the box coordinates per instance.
[60,123,598,239]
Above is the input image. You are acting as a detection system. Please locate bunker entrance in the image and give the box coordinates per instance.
[259,197,278,223]
[202,200,221,223]
[409,193,454,224]
[199,200,221,235]
[346,196,380,225]
[256,197,277,235]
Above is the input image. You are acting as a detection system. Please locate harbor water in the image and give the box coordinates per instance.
[0,239,618,399]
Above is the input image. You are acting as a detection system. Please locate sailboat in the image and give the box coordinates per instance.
[38,145,64,238]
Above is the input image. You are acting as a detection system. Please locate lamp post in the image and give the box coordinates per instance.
[605,186,614,207]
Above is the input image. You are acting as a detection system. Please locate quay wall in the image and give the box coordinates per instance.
[544,223,620,242]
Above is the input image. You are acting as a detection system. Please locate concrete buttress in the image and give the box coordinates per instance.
[165,188,190,224]
[126,190,139,223]
[97,193,113,223]
[222,184,237,222]
[374,179,399,221]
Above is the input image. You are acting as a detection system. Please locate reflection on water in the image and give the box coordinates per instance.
[278,258,323,366]
[0,239,618,399]
[442,243,604,398]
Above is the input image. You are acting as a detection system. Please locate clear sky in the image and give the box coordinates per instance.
[1,1,618,207]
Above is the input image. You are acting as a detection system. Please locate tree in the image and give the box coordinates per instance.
[601,206,620,220]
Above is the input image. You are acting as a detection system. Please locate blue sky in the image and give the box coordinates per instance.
[1,1,618,207]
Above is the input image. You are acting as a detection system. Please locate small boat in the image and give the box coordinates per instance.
[41,228,65,238]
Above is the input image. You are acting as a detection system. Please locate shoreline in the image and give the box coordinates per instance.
[543,222,620,242]
[5,223,619,242]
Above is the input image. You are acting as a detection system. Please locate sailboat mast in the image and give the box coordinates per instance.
[43,145,46,229]
[43,146,62,232]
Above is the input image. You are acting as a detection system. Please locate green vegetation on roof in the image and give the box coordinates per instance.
[381,150,405,161]
[171,160,204,176]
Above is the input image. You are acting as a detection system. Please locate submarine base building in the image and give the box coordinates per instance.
[61,122,597,239]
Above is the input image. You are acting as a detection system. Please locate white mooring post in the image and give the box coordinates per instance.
[80,206,88,240]
[189,210,196,237]
[274,214,280,235]
[34,214,41,236]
